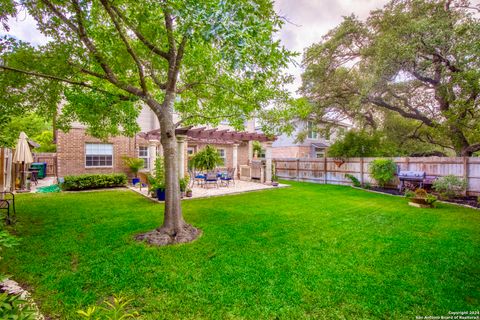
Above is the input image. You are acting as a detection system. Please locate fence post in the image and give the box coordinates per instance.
[463,157,469,196]
[323,157,327,184]
[296,158,300,181]
[0,148,4,192]
[360,157,364,186]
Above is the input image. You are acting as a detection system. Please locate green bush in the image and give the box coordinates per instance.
[433,175,467,199]
[0,292,37,320]
[369,158,397,187]
[190,145,222,171]
[345,174,361,187]
[62,174,127,191]
[77,295,139,319]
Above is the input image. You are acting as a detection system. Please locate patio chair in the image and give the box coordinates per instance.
[0,192,16,225]
[194,170,206,187]
[220,167,236,187]
[204,171,219,188]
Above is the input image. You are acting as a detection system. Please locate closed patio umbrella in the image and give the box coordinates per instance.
[13,132,34,190]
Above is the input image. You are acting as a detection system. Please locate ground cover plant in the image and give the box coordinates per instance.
[1,182,479,319]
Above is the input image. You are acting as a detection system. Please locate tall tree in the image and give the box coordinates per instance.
[0,0,292,245]
[301,0,480,156]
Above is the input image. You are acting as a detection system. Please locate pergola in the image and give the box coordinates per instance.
[137,127,275,184]
[138,126,275,144]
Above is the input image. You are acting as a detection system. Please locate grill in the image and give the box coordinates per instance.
[398,170,426,190]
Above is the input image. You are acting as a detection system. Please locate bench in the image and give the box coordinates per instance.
[0,192,16,225]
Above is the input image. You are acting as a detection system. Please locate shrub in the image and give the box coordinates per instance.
[77,295,139,319]
[369,159,397,187]
[190,145,222,171]
[179,176,190,192]
[345,174,361,187]
[433,175,467,199]
[148,157,165,192]
[0,292,37,320]
[62,174,127,191]
[122,157,145,177]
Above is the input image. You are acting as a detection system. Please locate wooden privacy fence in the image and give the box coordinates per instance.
[273,157,480,196]
[0,148,13,192]
[33,152,57,176]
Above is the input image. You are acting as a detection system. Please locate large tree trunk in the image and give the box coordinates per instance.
[135,94,201,246]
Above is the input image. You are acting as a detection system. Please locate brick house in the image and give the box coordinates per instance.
[56,106,275,182]
[272,120,350,159]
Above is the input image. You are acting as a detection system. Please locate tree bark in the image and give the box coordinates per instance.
[135,94,201,246]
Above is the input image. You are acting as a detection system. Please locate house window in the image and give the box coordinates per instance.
[217,148,226,166]
[315,150,325,158]
[187,147,195,156]
[139,146,149,169]
[85,143,113,167]
[307,121,318,139]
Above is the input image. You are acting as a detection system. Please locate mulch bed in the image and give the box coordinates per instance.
[367,187,480,209]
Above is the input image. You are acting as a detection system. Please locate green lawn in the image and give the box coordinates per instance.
[1,181,479,319]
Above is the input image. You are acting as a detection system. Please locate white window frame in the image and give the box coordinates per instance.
[85,143,113,168]
[307,121,318,139]
[217,148,226,166]
[138,146,149,169]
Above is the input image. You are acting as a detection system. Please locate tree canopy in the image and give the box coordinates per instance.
[0,0,293,245]
[301,0,480,156]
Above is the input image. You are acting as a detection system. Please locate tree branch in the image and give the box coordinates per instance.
[100,0,148,93]
[110,4,170,61]
[366,96,435,127]
[0,65,133,100]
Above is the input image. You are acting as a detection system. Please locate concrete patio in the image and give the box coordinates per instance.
[129,180,289,202]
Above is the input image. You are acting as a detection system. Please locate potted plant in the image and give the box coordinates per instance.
[122,156,145,185]
[179,176,189,198]
[190,145,222,172]
[271,163,279,186]
[405,188,437,208]
[147,157,166,201]
[186,188,193,197]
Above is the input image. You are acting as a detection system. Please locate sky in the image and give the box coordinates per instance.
[2,0,391,94]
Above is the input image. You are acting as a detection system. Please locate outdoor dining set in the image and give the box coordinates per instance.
[189,168,236,188]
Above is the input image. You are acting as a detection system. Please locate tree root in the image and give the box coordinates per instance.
[135,223,202,246]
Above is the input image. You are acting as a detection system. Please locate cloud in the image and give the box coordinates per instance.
[275,0,390,94]
[1,11,49,46]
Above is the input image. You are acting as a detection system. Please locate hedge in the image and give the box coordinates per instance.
[62,173,127,191]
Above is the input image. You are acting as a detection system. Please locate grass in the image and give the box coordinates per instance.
[1,181,479,319]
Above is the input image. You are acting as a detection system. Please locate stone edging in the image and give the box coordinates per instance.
[0,278,45,319]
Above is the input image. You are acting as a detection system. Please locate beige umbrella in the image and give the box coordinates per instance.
[13,132,34,190]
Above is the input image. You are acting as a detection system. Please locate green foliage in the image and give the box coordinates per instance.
[433,175,467,199]
[77,295,139,319]
[252,141,265,158]
[345,174,361,187]
[148,158,166,191]
[0,292,36,320]
[404,190,415,199]
[301,0,480,155]
[0,113,50,148]
[62,174,127,191]
[179,176,190,192]
[32,130,56,153]
[122,157,145,177]
[369,159,397,187]
[0,0,293,139]
[190,145,222,171]
[328,131,390,157]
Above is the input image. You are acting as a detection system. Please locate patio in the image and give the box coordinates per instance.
[129,179,289,201]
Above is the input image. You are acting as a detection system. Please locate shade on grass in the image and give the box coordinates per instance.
[1,181,479,319]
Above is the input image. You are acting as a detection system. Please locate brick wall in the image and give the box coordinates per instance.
[57,128,139,177]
